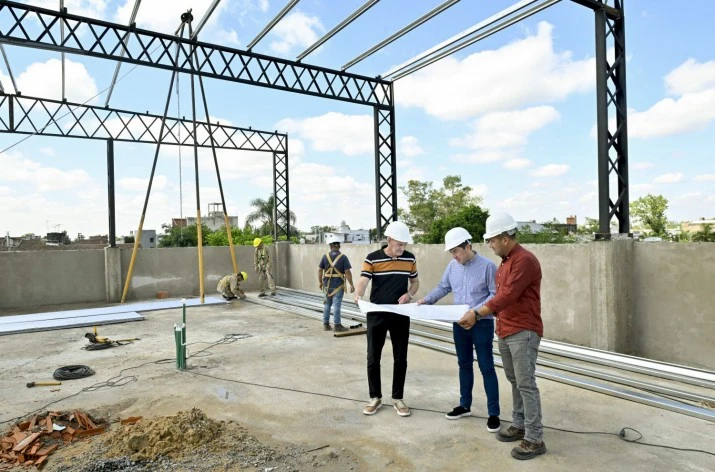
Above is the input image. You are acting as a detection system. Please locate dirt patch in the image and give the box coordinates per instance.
[44,408,363,471]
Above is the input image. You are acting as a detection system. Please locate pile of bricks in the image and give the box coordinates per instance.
[0,410,105,469]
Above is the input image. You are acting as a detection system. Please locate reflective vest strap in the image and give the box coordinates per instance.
[324,252,345,297]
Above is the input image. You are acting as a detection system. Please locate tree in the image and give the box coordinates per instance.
[579,217,600,234]
[158,224,210,247]
[123,235,135,243]
[692,224,715,242]
[517,226,574,244]
[245,194,298,236]
[400,175,482,242]
[630,194,669,237]
[423,204,489,244]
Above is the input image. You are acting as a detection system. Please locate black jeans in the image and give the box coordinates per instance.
[366,311,410,400]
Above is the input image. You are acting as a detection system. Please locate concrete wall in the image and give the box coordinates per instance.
[119,245,269,300]
[631,243,715,368]
[0,250,105,309]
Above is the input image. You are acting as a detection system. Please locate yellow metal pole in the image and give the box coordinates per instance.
[121,216,144,303]
[196,210,205,303]
[224,214,238,273]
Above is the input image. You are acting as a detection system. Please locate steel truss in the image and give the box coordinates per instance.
[0,93,287,151]
[0,0,397,237]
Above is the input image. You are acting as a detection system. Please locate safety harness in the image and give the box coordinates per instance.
[322,252,345,298]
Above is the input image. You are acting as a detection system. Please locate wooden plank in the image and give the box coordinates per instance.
[35,455,48,468]
[44,417,53,434]
[333,328,367,337]
[35,444,58,456]
[28,416,37,430]
[74,426,105,438]
[12,432,40,453]
[120,416,142,425]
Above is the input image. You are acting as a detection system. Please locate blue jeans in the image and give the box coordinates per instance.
[322,287,344,325]
[453,318,500,417]
[498,329,543,443]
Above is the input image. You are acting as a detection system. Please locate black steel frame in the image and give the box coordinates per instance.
[573,0,629,236]
[0,0,398,238]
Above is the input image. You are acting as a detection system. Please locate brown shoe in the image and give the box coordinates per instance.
[393,399,411,417]
[363,398,382,415]
[511,439,546,460]
[497,425,525,442]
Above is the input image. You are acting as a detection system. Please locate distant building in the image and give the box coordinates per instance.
[682,218,715,233]
[321,221,370,244]
[517,220,548,233]
[130,229,156,248]
[176,203,239,232]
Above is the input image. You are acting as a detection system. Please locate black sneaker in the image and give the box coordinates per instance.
[445,406,472,420]
[511,439,547,460]
[487,415,500,433]
[270,292,276,296]
[334,324,348,333]
[323,323,332,331]
[497,425,525,442]
[258,293,267,298]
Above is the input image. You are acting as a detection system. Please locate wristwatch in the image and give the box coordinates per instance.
[472,309,482,321]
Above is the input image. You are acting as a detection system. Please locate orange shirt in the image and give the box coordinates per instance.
[485,244,543,338]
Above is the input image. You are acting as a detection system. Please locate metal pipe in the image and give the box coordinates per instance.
[246,0,301,51]
[0,44,19,93]
[188,19,206,304]
[296,0,381,62]
[106,139,116,248]
[342,0,461,71]
[121,22,187,303]
[190,0,222,40]
[389,0,562,81]
[60,0,65,101]
[104,0,142,107]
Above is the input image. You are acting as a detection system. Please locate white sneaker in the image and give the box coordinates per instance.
[363,397,382,415]
[393,399,411,417]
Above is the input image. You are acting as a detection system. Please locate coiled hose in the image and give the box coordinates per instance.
[53,365,95,381]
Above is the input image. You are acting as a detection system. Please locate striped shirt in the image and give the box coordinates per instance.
[361,245,418,304]
[423,254,497,319]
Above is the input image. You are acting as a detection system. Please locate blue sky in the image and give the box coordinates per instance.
[0,0,713,238]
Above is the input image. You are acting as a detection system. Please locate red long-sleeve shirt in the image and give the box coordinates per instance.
[485,244,543,338]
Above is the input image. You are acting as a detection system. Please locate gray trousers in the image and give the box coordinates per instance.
[498,329,543,443]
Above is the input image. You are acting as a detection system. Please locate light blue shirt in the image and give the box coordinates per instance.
[423,254,497,319]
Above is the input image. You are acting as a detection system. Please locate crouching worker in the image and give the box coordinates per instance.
[217,271,248,300]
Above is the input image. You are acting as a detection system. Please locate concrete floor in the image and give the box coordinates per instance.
[1,298,713,472]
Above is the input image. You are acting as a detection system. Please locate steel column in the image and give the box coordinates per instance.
[373,98,397,238]
[273,144,290,239]
[106,139,116,247]
[594,1,629,238]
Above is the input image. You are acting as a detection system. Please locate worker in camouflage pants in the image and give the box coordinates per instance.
[253,238,276,297]
[217,272,248,300]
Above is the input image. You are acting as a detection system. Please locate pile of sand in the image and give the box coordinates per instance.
[103,408,223,462]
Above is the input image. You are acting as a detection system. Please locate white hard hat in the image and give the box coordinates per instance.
[444,227,472,251]
[384,221,413,244]
[483,212,518,240]
[325,234,340,245]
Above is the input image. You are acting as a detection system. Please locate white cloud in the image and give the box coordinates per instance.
[665,58,715,95]
[504,158,532,170]
[120,175,168,192]
[13,59,99,104]
[394,22,593,120]
[531,164,569,178]
[632,161,654,170]
[653,172,684,184]
[694,174,715,182]
[0,151,92,191]
[269,11,323,54]
[450,106,559,166]
[632,183,655,192]
[276,112,372,156]
[399,136,424,157]
[21,0,108,19]
[214,29,241,46]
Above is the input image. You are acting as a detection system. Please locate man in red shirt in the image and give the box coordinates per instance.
[458,212,545,460]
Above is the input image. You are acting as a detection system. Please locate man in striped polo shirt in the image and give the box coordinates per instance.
[354,221,419,417]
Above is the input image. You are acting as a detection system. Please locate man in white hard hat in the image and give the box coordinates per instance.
[318,234,355,332]
[458,212,545,460]
[417,227,500,432]
[354,220,419,418]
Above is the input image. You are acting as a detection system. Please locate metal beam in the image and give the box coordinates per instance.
[296,0,381,62]
[570,0,621,18]
[60,0,65,101]
[383,0,558,79]
[342,0,461,71]
[106,139,116,248]
[190,0,222,40]
[391,0,562,81]
[0,93,287,151]
[0,44,18,93]
[0,0,391,108]
[246,0,301,51]
[104,0,142,107]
